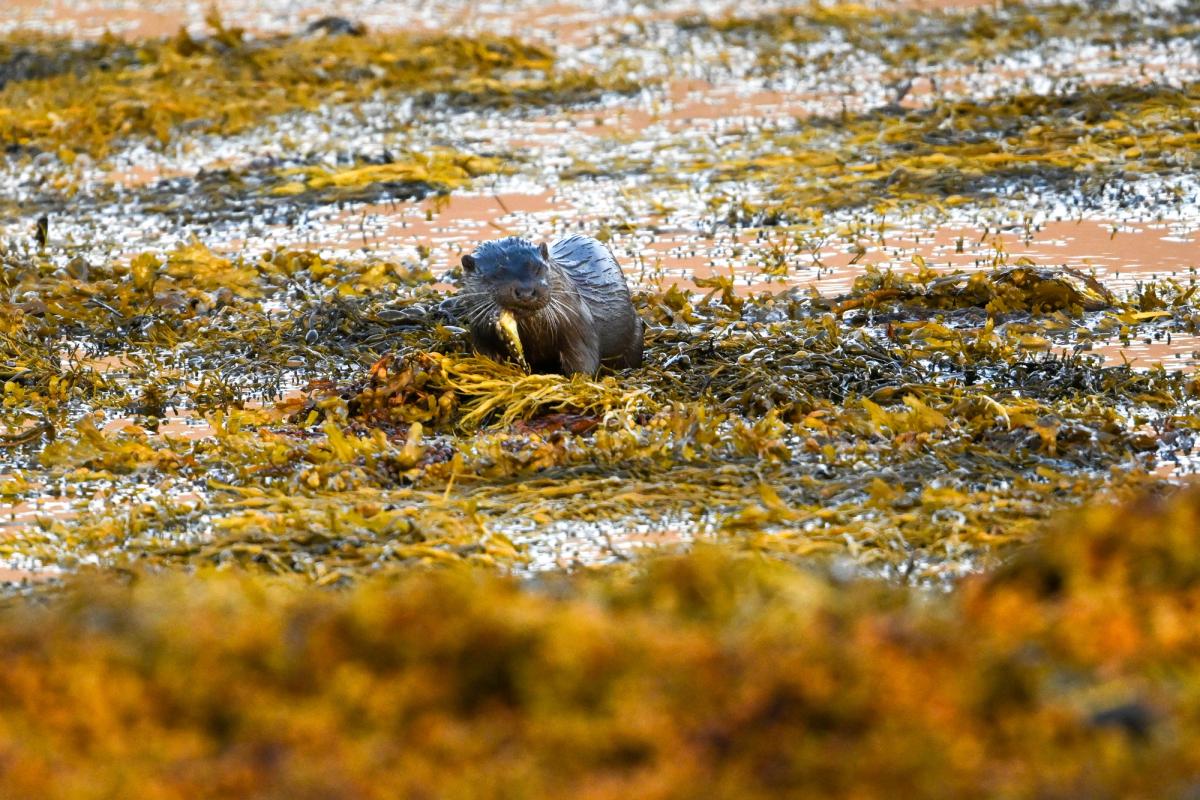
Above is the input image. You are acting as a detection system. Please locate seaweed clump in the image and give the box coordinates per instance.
[0,14,633,157]
[687,80,1200,224]
[2,486,1200,796]
[1,233,1193,581]
[683,1,1200,74]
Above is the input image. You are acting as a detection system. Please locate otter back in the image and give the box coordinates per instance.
[548,235,643,372]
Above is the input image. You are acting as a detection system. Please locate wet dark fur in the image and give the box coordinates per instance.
[458,235,644,375]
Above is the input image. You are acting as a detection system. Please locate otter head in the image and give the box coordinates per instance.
[461,237,552,316]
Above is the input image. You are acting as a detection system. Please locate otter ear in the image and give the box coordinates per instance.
[538,242,550,261]
[461,253,476,272]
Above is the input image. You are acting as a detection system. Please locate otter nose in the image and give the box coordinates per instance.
[513,286,540,302]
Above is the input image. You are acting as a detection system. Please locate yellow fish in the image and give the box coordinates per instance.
[496,310,529,372]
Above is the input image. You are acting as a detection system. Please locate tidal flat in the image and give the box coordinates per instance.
[0,1,1199,796]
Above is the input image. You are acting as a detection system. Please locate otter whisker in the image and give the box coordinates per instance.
[465,302,498,329]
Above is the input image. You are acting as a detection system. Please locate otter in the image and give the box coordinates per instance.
[458,235,644,375]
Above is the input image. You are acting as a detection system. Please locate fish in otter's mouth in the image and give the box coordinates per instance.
[494,309,529,372]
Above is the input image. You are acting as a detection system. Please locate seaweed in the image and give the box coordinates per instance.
[0,1,1197,791]
[0,33,134,91]
[0,15,635,157]
[69,150,508,228]
[0,233,1193,581]
[682,81,1200,223]
[684,0,1200,74]
[3,487,1200,797]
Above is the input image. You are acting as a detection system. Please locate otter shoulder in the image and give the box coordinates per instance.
[548,235,625,286]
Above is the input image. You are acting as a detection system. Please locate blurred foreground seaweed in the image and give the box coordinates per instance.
[3,486,1200,797]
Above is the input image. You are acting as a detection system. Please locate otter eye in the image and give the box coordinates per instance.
[461,254,476,272]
